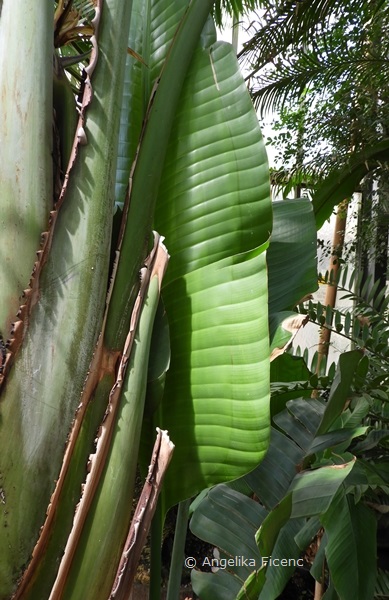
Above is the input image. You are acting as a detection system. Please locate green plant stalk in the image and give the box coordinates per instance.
[105,0,215,349]
[0,0,133,595]
[18,3,214,595]
[0,0,52,336]
[60,274,165,600]
[15,375,114,599]
[166,499,192,600]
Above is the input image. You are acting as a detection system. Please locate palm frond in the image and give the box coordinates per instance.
[240,0,389,120]
[212,0,261,27]
[270,161,324,197]
[250,42,389,115]
[376,569,389,599]
[239,0,385,72]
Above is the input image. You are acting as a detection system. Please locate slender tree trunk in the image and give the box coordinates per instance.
[358,177,388,306]
[316,199,349,373]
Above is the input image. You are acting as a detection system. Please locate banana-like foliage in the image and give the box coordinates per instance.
[190,351,383,600]
[0,0,271,598]
[188,214,389,599]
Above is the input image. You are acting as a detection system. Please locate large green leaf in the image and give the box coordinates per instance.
[190,354,370,600]
[267,198,317,313]
[161,249,269,505]
[153,33,272,508]
[266,198,317,354]
[320,493,377,600]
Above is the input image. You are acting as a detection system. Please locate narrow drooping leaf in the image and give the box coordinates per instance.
[316,350,362,435]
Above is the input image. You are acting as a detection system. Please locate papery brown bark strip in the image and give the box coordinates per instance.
[110,429,175,600]
[0,2,102,391]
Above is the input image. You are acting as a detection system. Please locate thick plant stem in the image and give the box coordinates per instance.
[166,499,191,600]
[0,0,52,338]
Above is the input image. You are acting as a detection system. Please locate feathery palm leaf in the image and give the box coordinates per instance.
[212,0,261,27]
[250,51,389,115]
[239,0,389,115]
[239,0,386,71]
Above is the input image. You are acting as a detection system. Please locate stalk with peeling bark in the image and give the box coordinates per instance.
[0,1,272,598]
